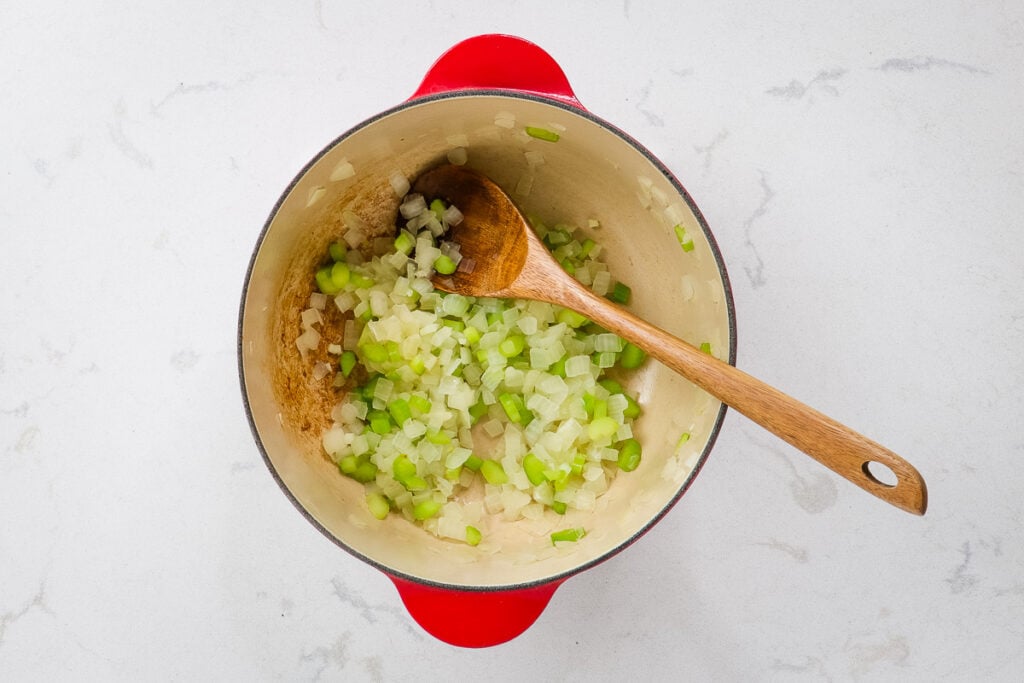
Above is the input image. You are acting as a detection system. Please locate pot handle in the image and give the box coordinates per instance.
[410,34,584,109]
[389,574,565,648]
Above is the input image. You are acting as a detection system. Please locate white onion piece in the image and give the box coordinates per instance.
[515,173,534,197]
[442,204,463,226]
[494,111,515,128]
[330,159,355,181]
[312,362,332,380]
[524,150,545,167]
[306,186,326,207]
[399,194,427,219]
[298,185,664,544]
[446,147,468,165]
[308,292,327,310]
[389,170,410,197]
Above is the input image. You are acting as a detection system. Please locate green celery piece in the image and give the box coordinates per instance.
[434,254,457,275]
[315,266,341,295]
[623,393,641,419]
[608,281,631,304]
[328,241,347,262]
[413,498,442,520]
[339,351,357,377]
[350,459,378,483]
[403,475,428,491]
[550,527,586,545]
[429,198,447,221]
[522,453,546,486]
[587,416,618,441]
[330,262,350,289]
[617,438,642,472]
[392,454,417,482]
[388,398,412,426]
[525,126,560,142]
[408,394,431,414]
[368,410,392,435]
[499,335,526,358]
[556,308,588,328]
[619,342,647,369]
[480,459,508,485]
[360,342,389,365]
[394,231,415,255]
[426,430,451,445]
[674,224,695,252]
[468,400,488,423]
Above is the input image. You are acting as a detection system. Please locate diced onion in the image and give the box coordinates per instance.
[298,173,670,544]
[389,170,410,197]
[447,147,468,165]
[330,159,355,181]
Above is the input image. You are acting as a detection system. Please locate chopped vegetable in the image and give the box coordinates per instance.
[366,493,390,520]
[617,438,642,472]
[480,459,509,485]
[673,224,695,252]
[525,126,560,142]
[328,241,347,262]
[619,342,648,369]
[302,177,655,544]
[551,527,586,544]
[608,281,632,304]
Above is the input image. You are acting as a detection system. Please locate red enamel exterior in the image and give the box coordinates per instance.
[390,575,567,648]
[409,33,584,109]
[390,34,585,648]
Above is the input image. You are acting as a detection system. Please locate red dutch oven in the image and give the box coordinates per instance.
[239,34,735,647]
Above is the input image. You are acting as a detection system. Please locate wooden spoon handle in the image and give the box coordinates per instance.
[558,281,928,515]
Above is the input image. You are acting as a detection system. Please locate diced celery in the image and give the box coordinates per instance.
[499,335,526,358]
[556,308,589,328]
[525,126,560,142]
[388,398,411,426]
[331,262,351,289]
[619,342,647,369]
[480,459,508,485]
[523,453,546,486]
[587,416,618,441]
[339,350,357,377]
[413,498,442,520]
[608,281,631,304]
[433,254,457,275]
[550,527,586,544]
[329,241,347,262]
[617,438,642,472]
[315,266,341,295]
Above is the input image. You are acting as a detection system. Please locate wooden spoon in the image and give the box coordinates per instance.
[412,164,928,515]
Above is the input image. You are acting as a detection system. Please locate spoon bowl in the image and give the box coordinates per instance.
[414,164,928,515]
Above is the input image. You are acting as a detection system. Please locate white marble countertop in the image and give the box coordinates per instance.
[3,1,1022,680]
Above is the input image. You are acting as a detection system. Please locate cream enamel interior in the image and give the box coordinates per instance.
[240,93,734,588]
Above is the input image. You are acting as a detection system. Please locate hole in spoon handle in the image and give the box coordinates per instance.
[555,280,928,515]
